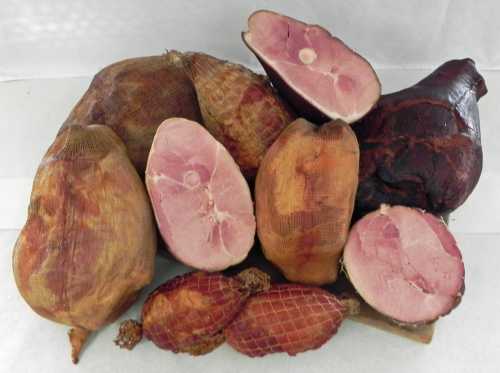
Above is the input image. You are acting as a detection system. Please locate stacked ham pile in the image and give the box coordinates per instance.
[13,9,485,364]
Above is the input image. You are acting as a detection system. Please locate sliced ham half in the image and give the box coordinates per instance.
[343,205,464,325]
[146,118,256,271]
[243,10,381,124]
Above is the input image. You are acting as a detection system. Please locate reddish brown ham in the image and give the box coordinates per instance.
[146,118,255,271]
[243,10,380,123]
[224,284,349,357]
[343,205,464,325]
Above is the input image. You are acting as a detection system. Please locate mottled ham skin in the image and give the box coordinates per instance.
[141,272,249,354]
[224,284,347,357]
[146,118,255,271]
[61,53,202,174]
[353,59,486,216]
[255,118,359,285]
[12,125,156,363]
[343,205,465,325]
[243,10,380,124]
[182,52,295,179]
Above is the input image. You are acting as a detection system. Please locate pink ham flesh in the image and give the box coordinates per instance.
[343,205,464,324]
[243,10,380,123]
[146,118,256,271]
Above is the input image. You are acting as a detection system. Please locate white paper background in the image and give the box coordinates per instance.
[1,0,500,81]
[1,1,499,372]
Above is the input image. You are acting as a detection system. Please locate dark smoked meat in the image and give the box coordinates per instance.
[353,58,486,215]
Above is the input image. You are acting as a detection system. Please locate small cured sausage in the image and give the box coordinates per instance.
[224,284,357,357]
[124,269,270,355]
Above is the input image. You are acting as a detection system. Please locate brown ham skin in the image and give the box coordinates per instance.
[255,118,359,285]
[182,52,296,179]
[61,53,202,174]
[141,272,247,354]
[12,125,156,363]
[353,58,486,216]
[140,269,270,355]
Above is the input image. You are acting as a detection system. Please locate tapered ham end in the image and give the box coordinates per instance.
[343,205,465,325]
[243,10,381,124]
[353,58,485,215]
[145,118,256,271]
[224,284,347,357]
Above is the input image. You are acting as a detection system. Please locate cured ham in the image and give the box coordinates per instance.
[243,10,380,123]
[353,59,486,215]
[146,118,256,271]
[343,205,465,324]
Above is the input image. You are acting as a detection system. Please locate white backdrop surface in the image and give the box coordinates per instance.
[1,0,500,80]
[0,1,499,372]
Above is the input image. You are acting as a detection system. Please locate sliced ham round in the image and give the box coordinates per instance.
[343,205,464,325]
[243,10,381,124]
[146,118,256,271]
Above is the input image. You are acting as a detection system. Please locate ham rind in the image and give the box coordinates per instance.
[353,59,485,216]
[343,205,464,324]
[243,10,381,124]
[146,118,256,271]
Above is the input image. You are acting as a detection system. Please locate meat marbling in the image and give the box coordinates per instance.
[146,118,255,271]
[343,205,465,325]
[243,10,381,124]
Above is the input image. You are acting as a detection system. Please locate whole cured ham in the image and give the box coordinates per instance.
[255,118,359,285]
[243,10,381,124]
[182,52,295,179]
[12,125,156,363]
[343,205,465,325]
[354,59,486,216]
[146,118,256,271]
[62,53,202,174]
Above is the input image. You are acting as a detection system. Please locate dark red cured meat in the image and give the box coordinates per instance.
[224,284,347,357]
[343,205,465,325]
[353,59,486,216]
[243,10,381,124]
[141,272,249,354]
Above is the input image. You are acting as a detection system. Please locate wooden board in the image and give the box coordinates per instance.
[348,295,435,344]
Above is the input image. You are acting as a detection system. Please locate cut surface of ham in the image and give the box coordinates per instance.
[146,118,256,271]
[243,10,380,123]
[343,205,464,324]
